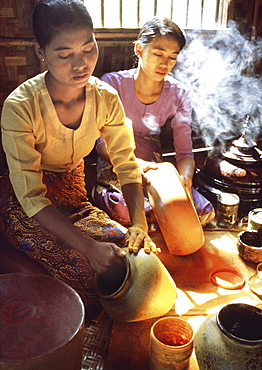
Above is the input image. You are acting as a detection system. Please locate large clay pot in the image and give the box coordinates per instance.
[94,247,176,322]
[194,303,262,369]
[145,162,205,255]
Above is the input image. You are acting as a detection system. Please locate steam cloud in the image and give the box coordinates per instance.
[173,21,262,149]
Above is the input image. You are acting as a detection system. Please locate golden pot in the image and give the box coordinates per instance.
[94,247,176,322]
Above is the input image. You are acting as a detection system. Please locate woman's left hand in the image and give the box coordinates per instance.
[125,225,158,254]
[137,158,158,173]
[136,158,158,188]
[180,175,193,202]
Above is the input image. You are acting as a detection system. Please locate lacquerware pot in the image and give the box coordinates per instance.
[195,303,262,370]
[237,230,262,263]
[94,247,177,322]
[195,134,262,218]
[145,162,205,255]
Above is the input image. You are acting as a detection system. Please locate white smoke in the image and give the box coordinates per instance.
[173,21,262,148]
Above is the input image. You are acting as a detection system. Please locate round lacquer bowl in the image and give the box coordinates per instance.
[237,230,262,263]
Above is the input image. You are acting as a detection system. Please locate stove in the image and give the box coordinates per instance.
[194,134,262,219]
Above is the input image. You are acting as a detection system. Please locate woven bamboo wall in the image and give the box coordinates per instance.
[0,0,37,38]
[94,43,134,78]
[0,39,39,109]
[0,0,39,111]
[0,0,261,111]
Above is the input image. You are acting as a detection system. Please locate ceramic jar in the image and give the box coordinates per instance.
[149,317,194,370]
[145,162,205,255]
[94,247,177,322]
[237,230,262,263]
[195,303,262,370]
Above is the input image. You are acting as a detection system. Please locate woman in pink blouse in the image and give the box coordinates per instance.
[94,17,215,227]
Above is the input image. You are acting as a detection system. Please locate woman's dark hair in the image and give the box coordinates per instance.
[137,17,186,51]
[33,0,93,48]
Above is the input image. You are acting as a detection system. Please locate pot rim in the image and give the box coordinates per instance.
[237,230,262,250]
[151,316,194,349]
[216,303,262,345]
[94,252,130,299]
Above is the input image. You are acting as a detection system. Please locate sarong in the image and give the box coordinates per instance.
[0,162,127,319]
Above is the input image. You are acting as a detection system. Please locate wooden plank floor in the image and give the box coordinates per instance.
[80,229,261,370]
[105,230,261,370]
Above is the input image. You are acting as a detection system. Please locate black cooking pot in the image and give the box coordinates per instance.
[195,135,262,218]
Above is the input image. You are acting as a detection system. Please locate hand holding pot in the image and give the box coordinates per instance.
[83,240,126,275]
[125,225,158,254]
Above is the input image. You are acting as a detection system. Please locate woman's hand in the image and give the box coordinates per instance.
[136,158,158,187]
[137,158,158,173]
[153,152,163,163]
[121,183,159,255]
[176,157,195,203]
[179,175,192,193]
[179,175,193,202]
[83,239,127,275]
[33,205,127,275]
[125,225,158,254]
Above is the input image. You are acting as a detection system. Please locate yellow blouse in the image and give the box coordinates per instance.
[1,72,141,217]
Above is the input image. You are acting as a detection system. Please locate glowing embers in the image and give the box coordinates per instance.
[219,160,247,179]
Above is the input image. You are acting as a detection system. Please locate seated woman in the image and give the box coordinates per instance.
[93,17,215,227]
[0,0,157,319]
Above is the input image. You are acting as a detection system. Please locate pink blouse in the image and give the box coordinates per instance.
[97,69,194,162]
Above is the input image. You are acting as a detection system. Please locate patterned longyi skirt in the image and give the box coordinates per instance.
[0,162,127,319]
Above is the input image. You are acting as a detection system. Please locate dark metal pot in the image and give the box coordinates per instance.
[195,134,262,218]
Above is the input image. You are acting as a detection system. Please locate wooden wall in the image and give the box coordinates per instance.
[228,0,262,36]
[93,29,138,77]
[0,0,261,112]
[0,0,38,112]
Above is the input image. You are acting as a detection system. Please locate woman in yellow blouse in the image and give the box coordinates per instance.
[0,0,156,317]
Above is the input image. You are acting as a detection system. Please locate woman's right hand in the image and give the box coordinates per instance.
[82,239,126,275]
[33,205,126,275]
